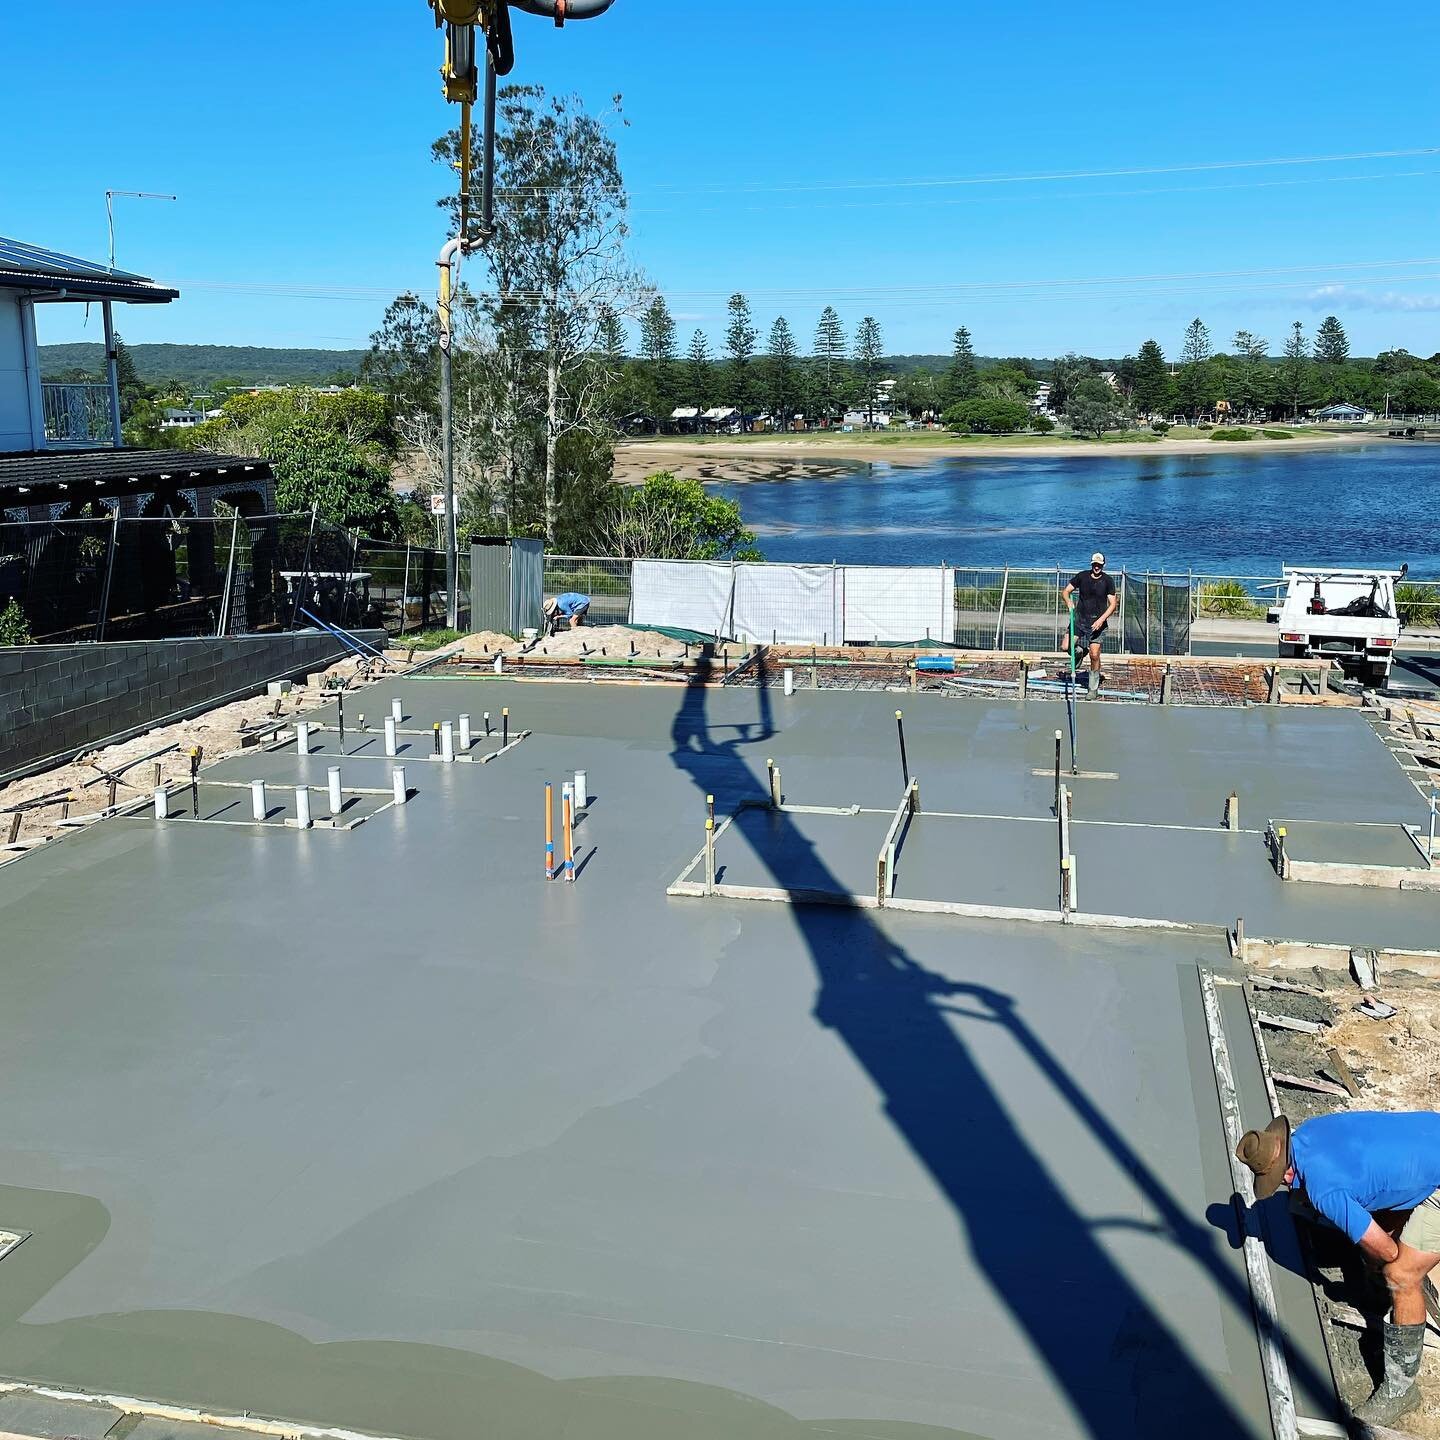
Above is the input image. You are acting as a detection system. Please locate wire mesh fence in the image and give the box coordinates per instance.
[544,555,634,627]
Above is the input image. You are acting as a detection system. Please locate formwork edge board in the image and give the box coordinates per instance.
[1197,968,1302,1440]
[0,1379,410,1440]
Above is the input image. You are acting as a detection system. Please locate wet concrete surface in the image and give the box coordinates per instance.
[1,678,1415,1439]
[1275,818,1429,867]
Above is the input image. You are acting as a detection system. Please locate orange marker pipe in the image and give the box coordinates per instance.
[545,783,555,878]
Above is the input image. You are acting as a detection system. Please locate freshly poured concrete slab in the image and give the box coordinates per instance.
[716,805,889,897]
[0,677,1357,1440]
[890,813,1060,911]
[1274,818,1428,868]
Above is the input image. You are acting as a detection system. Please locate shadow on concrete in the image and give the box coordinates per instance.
[668,666,1331,1438]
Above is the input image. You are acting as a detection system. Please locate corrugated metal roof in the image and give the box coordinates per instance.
[0,449,270,490]
[0,237,178,302]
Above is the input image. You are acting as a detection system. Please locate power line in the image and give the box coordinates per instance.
[488,145,1440,198]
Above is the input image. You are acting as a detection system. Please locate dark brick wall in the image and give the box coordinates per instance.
[0,631,385,779]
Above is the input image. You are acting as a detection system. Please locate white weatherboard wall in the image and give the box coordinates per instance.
[629,559,952,645]
[0,295,38,452]
[841,565,955,644]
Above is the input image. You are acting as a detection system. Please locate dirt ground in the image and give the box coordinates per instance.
[0,653,395,857]
[1258,972,1440,1434]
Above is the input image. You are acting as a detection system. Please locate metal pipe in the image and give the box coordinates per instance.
[101,299,123,447]
[508,0,618,18]
[437,236,463,631]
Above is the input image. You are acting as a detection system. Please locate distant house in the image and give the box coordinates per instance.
[1312,402,1372,423]
[699,406,741,433]
[1032,381,1053,413]
[668,406,700,434]
[160,407,224,430]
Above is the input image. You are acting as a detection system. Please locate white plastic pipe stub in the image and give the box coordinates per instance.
[392,767,407,805]
[294,787,312,829]
[574,769,588,809]
[384,716,398,757]
[391,697,404,724]
[441,721,455,763]
[327,767,343,816]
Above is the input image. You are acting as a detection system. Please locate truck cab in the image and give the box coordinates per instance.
[1274,565,1406,689]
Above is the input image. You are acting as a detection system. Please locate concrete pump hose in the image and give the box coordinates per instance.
[508,0,617,20]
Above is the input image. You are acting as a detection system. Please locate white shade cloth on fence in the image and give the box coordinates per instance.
[732,563,838,645]
[842,565,955,644]
[629,558,956,645]
[629,560,734,635]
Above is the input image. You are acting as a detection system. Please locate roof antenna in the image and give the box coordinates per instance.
[104,190,177,271]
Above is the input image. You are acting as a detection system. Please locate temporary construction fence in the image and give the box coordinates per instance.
[548,554,1198,654]
[0,513,468,645]
[628,559,955,646]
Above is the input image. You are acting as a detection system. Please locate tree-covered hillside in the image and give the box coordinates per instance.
[38,343,364,387]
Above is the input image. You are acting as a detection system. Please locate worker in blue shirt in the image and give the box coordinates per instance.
[1237,1110,1440,1425]
[543,591,591,637]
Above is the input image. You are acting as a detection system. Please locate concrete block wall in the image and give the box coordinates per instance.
[0,630,386,780]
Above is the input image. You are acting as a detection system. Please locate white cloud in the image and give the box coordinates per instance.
[1304,284,1440,313]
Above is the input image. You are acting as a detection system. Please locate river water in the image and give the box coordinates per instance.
[708,443,1439,576]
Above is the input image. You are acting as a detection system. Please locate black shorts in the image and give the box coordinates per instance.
[1076,618,1108,650]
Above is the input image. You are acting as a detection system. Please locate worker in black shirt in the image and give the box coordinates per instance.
[1063,552,1118,696]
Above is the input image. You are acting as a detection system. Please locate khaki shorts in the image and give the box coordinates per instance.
[1400,1191,1440,1253]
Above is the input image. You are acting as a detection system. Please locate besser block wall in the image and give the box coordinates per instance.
[0,630,386,778]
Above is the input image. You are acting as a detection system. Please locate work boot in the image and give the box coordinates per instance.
[1352,1320,1425,1426]
[1087,669,1099,697]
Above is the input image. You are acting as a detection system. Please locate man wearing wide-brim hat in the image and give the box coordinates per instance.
[1237,1109,1440,1426]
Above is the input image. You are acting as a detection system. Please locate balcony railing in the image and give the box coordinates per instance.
[42,382,117,447]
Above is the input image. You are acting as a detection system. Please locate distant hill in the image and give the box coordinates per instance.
[38,343,366,387]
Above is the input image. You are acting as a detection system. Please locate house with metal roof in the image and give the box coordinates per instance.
[0,236,274,523]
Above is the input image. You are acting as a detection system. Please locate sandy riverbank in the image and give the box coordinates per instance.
[614,428,1399,484]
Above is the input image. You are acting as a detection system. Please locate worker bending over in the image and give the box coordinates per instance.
[1062,552,1118,697]
[1238,1110,1440,1425]
[544,591,591,636]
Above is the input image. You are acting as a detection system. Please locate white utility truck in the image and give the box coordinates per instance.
[1271,564,1407,688]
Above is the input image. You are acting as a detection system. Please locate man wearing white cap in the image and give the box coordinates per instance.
[1063,553,1118,696]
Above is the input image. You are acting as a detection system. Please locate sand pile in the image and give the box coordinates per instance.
[453,624,695,661]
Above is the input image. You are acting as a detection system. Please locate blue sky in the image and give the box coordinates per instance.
[5,1,1439,360]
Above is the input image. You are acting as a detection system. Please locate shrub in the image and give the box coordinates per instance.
[0,597,32,645]
[1150,420,1171,435]
[943,398,1032,434]
[1197,579,1265,619]
[1261,429,1294,440]
[1397,583,1440,630]
[1030,414,1056,434]
[1210,427,1256,441]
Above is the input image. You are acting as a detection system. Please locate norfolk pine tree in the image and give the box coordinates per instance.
[686,329,715,412]
[765,316,799,429]
[854,316,885,426]
[1131,339,1170,417]
[724,293,758,416]
[1175,318,1213,421]
[948,325,978,402]
[1280,321,1311,419]
[811,306,848,422]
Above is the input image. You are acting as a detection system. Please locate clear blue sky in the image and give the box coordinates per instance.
[5,0,1439,361]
